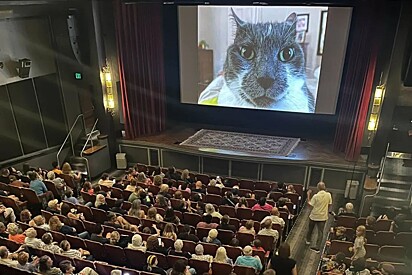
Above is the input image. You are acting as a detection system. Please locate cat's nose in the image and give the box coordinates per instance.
[257,77,274,90]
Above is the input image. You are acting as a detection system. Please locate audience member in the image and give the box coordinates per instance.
[235,197,248,210]
[365,216,377,231]
[19,209,31,224]
[51,161,62,175]
[286,185,297,194]
[59,240,88,259]
[345,258,370,275]
[178,224,199,242]
[0,168,11,184]
[127,234,146,252]
[217,214,236,232]
[38,255,61,275]
[46,199,61,214]
[252,239,265,252]
[192,181,206,194]
[143,255,167,275]
[146,235,169,255]
[98,173,114,187]
[152,167,165,178]
[0,222,7,238]
[0,246,18,266]
[180,169,193,185]
[108,230,130,248]
[169,239,191,259]
[370,263,395,275]
[235,245,263,272]
[90,224,109,244]
[238,220,256,235]
[17,251,38,272]
[162,223,178,240]
[252,197,273,212]
[268,243,297,275]
[61,162,81,183]
[42,233,61,253]
[24,227,43,249]
[261,207,285,228]
[338,203,358,218]
[7,223,25,244]
[147,207,164,222]
[214,247,233,265]
[59,259,98,275]
[204,203,222,219]
[81,181,94,195]
[196,214,218,229]
[191,244,213,263]
[321,252,346,274]
[257,219,279,246]
[350,225,366,260]
[203,229,221,246]
[221,191,236,207]
[164,207,180,225]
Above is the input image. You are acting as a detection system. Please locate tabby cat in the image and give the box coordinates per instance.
[218,9,315,112]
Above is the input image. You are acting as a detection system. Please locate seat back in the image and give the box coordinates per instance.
[44,180,60,199]
[236,232,255,247]
[76,204,94,221]
[124,248,146,270]
[223,245,242,261]
[91,207,108,224]
[329,240,353,257]
[50,231,66,244]
[395,232,412,246]
[84,239,106,261]
[375,219,393,231]
[237,208,252,220]
[124,215,141,226]
[205,194,222,205]
[255,181,272,192]
[255,235,275,252]
[195,174,210,185]
[20,187,41,204]
[378,245,406,262]
[80,191,95,204]
[211,262,233,274]
[66,235,87,249]
[189,259,210,275]
[167,255,188,269]
[336,216,357,228]
[182,240,197,254]
[252,210,270,222]
[201,242,219,256]
[268,192,283,202]
[234,265,256,275]
[374,231,395,246]
[365,244,379,260]
[207,186,222,195]
[73,257,95,270]
[183,212,202,227]
[284,193,300,205]
[217,229,235,245]
[254,190,268,200]
[239,180,255,190]
[196,227,210,241]
[104,244,127,266]
[60,174,76,190]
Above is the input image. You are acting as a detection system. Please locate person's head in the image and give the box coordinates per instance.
[47,171,56,180]
[243,245,253,256]
[28,171,38,181]
[208,229,218,240]
[147,207,158,219]
[131,199,141,211]
[61,163,72,174]
[48,216,62,231]
[0,246,8,259]
[174,239,184,252]
[59,260,75,274]
[258,197,267,206]
[20,209,32,223]
[366,216,377,226]
[252,239,262,248]
[109,231,120,245]
[195,244,204,255]
[270,207,280,217]
[356,225,366,237]
[147,254,158,267]
[262,218,272,229]
[48,199,59,210]
[215,247,228,262]
[278,243,291,259]
[245,220,254,230]
[335,252,346,264]
[229,238,240,246]
[164,223,175,234]
[193,193,202,202]
[41,233,53,245]
[52,161,59,169]
[0,222,5,233]
[7,223,19,235]
[65,189,74,198]
[146,235,160,250]
[168,167,176,174]
[60,203,72,216]
[221,215,230,225]
[345,202,354,213]
[95,194,106,207]
[101,173,109,180]
[287,185,296,193]
[335,226,346,237]
[203,214,213,224]
[351,257,366,271]
[171,259,189,275]
[160,184,169,194]
[195,181,203,189]
[277,182,284,190]
[142,227,151,234]
[17,251,29,266]
[263,270,276,275]
[107,212,117,222]
[317,182,326,191]
[238,197,247,207]
[181,169,189,180]
[25,227,37,239]
[60,240,71,251]
[1,168,10,177]
[39,255,53,272]
[209,179,216,187]
[131,234,143,247]
[205,203,215,214]
[165,207,176,219]
[153,175,163,186]
[174,191,183,199]
[137,172,146,182]
[156,194,168,207]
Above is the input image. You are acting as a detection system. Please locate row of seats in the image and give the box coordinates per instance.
[336,215,392,230]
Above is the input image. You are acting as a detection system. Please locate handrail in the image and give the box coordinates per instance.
[360,143,390,214]
[80,118,98,178]
[57,114,84,167]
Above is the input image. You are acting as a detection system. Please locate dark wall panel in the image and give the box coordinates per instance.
[162,151,199,172]
[34,74,67,147]
[262,164,306,184]
[322,169,364,190]
[231,161,259,179]
[0,86,22,161]
[119,145,149,165]
[203,157,229,176]
[8,79,46,154]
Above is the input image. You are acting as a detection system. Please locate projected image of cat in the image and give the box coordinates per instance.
[198,9,315,113]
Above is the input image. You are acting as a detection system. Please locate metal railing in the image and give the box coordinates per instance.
[360,143,390,214]
[56,114,84,167]
[80,118,99,177]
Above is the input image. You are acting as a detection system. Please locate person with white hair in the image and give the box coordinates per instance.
[204,203,223,219]
[337,202,358,218]
[203,229,221,246]
[24,227,43,249]
[0,202,16,224]
[191,244,213,263]
[127,234,146,252]
[306,182,332,253]
[234,245,263,272]
[169,239,191,259]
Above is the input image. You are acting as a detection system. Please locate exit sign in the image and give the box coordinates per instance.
[74,72,82,80]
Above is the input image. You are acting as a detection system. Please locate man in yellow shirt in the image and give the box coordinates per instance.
[306,182,332,253]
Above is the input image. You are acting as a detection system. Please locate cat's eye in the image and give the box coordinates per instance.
[278,47,295,62]
[239,46,255,60]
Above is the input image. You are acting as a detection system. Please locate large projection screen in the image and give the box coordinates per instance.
[179,6,352,114]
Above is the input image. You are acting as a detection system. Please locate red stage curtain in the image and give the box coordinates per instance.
[333,0,383,161]
[114,1,166,139]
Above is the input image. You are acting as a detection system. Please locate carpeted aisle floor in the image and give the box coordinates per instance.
[286,193,344,275]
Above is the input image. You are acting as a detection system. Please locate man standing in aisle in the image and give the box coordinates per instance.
[305,181,332,253]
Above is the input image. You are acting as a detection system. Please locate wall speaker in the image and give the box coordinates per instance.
[17,58,31,78]
[67,10,82,64]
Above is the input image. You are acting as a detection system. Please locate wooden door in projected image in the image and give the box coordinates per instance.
[198,49,213,95]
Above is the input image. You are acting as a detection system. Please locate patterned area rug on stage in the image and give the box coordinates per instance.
[180,129,300,156]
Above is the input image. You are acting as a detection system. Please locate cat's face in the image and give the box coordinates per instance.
[224,10,306,108]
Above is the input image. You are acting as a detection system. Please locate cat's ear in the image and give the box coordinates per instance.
[230,8,246,28]
[285,13,297,25]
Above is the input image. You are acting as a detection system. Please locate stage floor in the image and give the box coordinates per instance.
[121,125,367,169]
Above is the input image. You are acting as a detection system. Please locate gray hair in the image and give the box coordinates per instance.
[195,244,204,255]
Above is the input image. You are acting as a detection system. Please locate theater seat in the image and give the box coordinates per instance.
[329,240,353,257]
[104,244,128,266]
[211,262,233,274]
[236,232,255,247]
[234,265,256,275]
[124,248,146,270]
[189,259,210,275]
[219,205,236,217]
[378,245,406,262]
[336,216,357,228]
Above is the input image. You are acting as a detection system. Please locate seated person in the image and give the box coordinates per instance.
[234,245,263,273]
[81,181,94,195]
[238,220,256,235]
[59,260,98,275]
[286,185,297,194]
[46,199,61,214]
[38,255,62,275]
[41,233,61,253]
[64,189,79,205]
[7,223,25,244]
[29,215,50,230]
[46,171,65,196]
[321,252,346,274]
[98,173,114,187]
[24,227,43,249]
[169,239,191,259]
[90,224,109,244]
[125,179,138,192]
[59,240,89,259]
[192,181,206,194]
[143,255,167,275]
[365,216,377,231]
[104,212,138,232]
[213,247,233,265]
[204,203,223,219]
[370,263,395,275]
[257,219,279,246]
[0,168,10,184]
[221,191,236,207]
[261,207,285,229]
[28,171,52,198]
[0,203,16,224]
[0,246,18,266]
[16,251,38,272]
[217,215,236,233]
[330,226,348,241]
[191,244,213,263]
[146,235,169,255]
[203,229,221,246]
[345,258,371,275]
[0,222,8,238]
[107,230,130,248]
[177,224,199,242]
[162,223,177,241]
[252,239,265,252]
[337,202,358,218]
[196,214,218,229]
[127,234,146,252]
[164,207,180,225]
[252,197,273,212]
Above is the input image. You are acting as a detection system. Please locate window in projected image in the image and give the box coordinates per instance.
[197,6,327,113]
